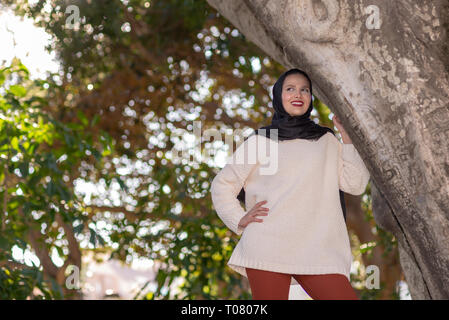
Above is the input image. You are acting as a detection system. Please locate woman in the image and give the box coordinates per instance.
[210,68,370,300]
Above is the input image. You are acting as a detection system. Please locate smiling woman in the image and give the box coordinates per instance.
[210,68,371,300]
[281,72,312,117]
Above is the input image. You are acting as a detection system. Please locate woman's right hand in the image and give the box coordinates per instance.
[238,200,269,230]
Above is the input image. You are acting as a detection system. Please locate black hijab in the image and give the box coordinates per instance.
[236,68,347,222]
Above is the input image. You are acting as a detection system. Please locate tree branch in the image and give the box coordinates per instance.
[17,207,59,279]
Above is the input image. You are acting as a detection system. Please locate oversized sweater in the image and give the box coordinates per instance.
[210,131,370,285]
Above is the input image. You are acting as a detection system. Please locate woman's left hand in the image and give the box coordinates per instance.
[333,115,352,144]
[332,115,344,132]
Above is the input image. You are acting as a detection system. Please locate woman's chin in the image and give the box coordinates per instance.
[287,110,305,117]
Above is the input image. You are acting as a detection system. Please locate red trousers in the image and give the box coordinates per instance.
[246,267,358,300]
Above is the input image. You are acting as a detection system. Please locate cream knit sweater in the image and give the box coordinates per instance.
[210,131,370,285]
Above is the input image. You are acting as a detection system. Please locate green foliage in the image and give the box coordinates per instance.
[0,263,63,300]
[0,59,112,299]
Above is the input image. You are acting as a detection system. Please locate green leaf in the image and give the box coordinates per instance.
[16,61,30,76]
[0,71,5,86]
[89,228,97,247]
[77,111,89,127]
[115,176,128,191]
[11,137,19,150]
[28,142,39,155]
[73,223,84,234]
[18,162,29,178]
[28,173,41,188]
[0,236,9,250]
[92,149,101,161]
[96,233,105,246]
[46,180,55,196]
[55,183,71,201]
[8,85,26,98]
[91,114,100,127]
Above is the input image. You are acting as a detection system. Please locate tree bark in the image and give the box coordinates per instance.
[207,0,449,299]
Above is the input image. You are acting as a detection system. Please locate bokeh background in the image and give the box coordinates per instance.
[0,0,409,300]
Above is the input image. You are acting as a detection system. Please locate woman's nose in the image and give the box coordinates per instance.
[297,92,306,97]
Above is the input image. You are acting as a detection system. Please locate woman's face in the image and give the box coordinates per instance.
[281,73,312,117]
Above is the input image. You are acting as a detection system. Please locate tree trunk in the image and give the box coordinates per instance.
[207,0,449,299]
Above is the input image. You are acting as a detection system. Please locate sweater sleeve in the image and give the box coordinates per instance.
[210,134,259,236]
[338,142,370,195]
